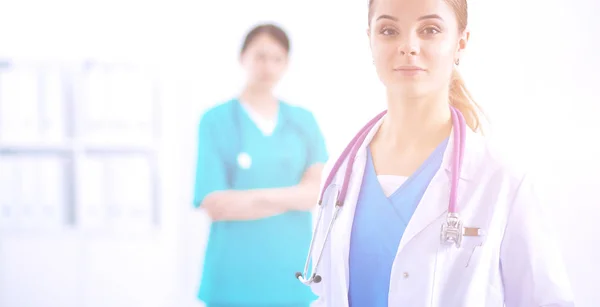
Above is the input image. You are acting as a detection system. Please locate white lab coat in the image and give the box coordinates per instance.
[310,117,574,307]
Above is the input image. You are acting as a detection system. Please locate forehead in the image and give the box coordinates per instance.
[371,0,457,23]
[244,33,287,55]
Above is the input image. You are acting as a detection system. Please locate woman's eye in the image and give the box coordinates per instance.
[381,28,398,36]
[422,27,441,35]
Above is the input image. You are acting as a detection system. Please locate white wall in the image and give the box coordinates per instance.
[0,0,598,306]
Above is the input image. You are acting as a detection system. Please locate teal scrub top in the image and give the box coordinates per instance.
[193,99,329,305]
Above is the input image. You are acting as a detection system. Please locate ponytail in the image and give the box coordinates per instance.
[449,68,484,133]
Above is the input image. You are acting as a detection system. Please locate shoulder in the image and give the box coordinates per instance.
[199,99,237,127]
[201,99,237,120]
[455,132,544,234]
[467,132,534,197]
[280,101,318,123]
[472,132,527,175]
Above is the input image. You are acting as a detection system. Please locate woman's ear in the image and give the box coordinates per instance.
[455,29,470,63]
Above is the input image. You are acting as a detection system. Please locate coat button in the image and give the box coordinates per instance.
[403,272,409,278]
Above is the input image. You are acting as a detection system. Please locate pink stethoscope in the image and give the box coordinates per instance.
[296,106,467,286]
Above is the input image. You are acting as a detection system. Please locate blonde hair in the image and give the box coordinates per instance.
[368,0,485,132]
[446,0,484,132]
[450,69,484,132]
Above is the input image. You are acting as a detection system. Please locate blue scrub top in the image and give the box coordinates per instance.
[193,99,329,306]
[348,138,448,306]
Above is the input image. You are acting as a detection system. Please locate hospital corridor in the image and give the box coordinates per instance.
[0,0,599,306]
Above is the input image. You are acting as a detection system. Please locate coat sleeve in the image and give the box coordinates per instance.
[500,174,575,306]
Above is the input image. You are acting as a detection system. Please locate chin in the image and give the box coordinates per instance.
[250,80,276,91]
[386,83,429,99]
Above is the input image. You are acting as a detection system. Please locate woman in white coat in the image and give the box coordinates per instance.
[301,0,575,306]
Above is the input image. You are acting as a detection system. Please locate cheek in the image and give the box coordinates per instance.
[270,67,285,79]
[372,43,397,66]
[277,64,288,75]
[423,41,456,71]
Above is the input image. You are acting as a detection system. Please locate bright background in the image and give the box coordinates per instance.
[0,0,598,306]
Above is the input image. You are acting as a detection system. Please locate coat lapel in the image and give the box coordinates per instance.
[398,127,482,252]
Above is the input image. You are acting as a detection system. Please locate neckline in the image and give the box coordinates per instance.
[366,137,449,200]
[235,99,284,138]
[240,101,278,136]
[239,99,280,122]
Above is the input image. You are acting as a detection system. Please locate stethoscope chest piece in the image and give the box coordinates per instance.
[237,152,252,169]
[440,212,463,248]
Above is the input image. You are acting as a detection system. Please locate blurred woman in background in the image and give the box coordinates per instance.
[193,23,328,307]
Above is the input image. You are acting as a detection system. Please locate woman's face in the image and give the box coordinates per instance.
[368,0,469,98]
[240,33,289,91]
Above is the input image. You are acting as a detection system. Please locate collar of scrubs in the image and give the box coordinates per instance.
[239,100,279,136]
[377,175,408,197]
